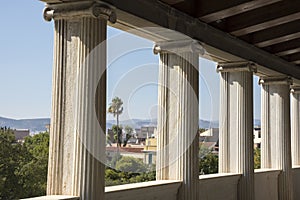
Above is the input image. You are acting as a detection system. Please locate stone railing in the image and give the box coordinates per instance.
[105,180,181,200]
[20,196,79,200]
[254,169,281,200]
[199,173,241,200]
[292,166,300,199]
[21,168,300,200]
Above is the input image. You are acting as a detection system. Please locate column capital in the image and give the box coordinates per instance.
[217,61,257,73]
[153,40,204,55]
[259,76,292,86]
[291,86,300,94]
[43,1,116,23]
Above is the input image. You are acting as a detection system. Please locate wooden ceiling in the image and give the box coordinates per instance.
[160,0,300,67]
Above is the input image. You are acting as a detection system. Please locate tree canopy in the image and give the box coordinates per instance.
[108,97,124,147]
[0,128,49,199]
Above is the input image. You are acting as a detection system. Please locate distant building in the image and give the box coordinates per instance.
[144,138,157,151]
[143,138,157,164]
[13,129,30,143]
[127,137,138,144]
[135,126,157,142]
[200,128,219,143]
[106,144,145,162]
[254,127,261,149]
[200,128,219,153]
[45,124,50,132]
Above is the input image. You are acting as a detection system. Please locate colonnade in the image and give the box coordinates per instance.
[41,1,300,200]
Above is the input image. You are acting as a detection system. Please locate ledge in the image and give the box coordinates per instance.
[199,173,241,180]
[254,168,281,174]
[105,180,181,193]
[20,196,79,200]
[105,180,181,200]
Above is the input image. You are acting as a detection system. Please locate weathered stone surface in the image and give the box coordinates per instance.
[45,2,109,199]
[156,41,200,200]
[218,62,255,200]
[291,87,300,166]
[260,77,293,200]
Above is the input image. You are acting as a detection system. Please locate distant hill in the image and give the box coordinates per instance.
[0,117,50,133]
[107,119,219,129]
[107,119,157,129]
[0,116,261,133]
[199,119,218,129]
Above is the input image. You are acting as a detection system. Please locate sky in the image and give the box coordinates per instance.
[0,0,261,121]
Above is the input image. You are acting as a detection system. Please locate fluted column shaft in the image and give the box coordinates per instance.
[291,87,300,166]
[218,62,255,200]
[261,84,270,168]
[260,77,293,200]
[44,2,115,199]
[155,41,201,200]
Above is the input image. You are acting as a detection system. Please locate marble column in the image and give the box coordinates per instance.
[260,77,293,200]
[291,87,300,166]
[154,40,202,200]
[43,2,116,199]
[218,62,255,200]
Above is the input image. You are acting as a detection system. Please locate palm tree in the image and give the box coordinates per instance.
[108,97,123,147]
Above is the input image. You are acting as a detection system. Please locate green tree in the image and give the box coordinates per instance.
[115,156,147,173]
[199,153,218,175]
[0,128,49,199]
[0,127,23,199]
[123,126,133,147]
[199,128,207,133]
[105,157,156,186]
[199,146,218,175]
[111,125,123,147]
[254,148,261,169]
[18,132,49,198]
[108,97,123,147]
[199,145,211,159]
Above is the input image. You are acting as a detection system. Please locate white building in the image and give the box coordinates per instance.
[254,127,261,149]
[200,128,219,143]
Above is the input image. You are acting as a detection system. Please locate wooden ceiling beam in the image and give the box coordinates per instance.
[196,0,251,17]
[276,48,300,56]
[239,20,300,47]
[264,38,300,54]
[232,12,300,36]
[199,0,281,23]
[285,52,300,62]
[168,0,197,16]
[210,1,300,34]
[102,0,300,79]
[159,0,184,5]
[256,33,300,48]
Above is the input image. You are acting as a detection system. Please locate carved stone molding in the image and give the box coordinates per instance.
[153,40,204,55]
[259,76,293,85]
[291,86,300,94]
[43,1,116,23]
[217,61,257,73]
